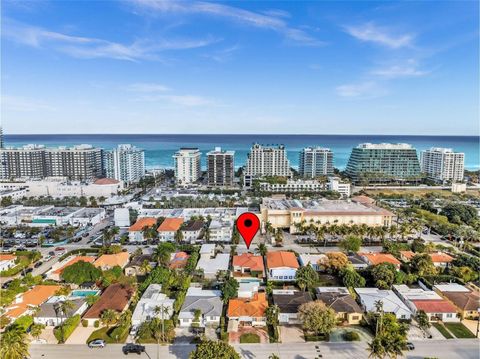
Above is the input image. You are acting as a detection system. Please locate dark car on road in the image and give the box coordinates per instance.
[34,261,43,268]
[122,343,145,355]
[405,342,415,350]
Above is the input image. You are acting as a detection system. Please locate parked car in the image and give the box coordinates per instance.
[88,339,106,348]
[34,261,43,268]
[25,267,33,274]
[405,342,415,350]
[48,251,55,256]
[122,343,145,355]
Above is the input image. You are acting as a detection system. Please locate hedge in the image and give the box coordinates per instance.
[94,320,100,328]
[59,248,100,261]
[13,315,33,331]
[82,319,88,327]
[343,331,361,341]
[54,314,81,343]
[109,324,129,342]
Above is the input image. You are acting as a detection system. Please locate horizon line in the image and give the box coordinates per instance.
[4,133,479,137]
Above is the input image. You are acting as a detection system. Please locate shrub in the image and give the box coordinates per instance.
[240,333,260,343]
[53,314,81,343]
[13,315,33,331]
[82,319,88,327]
[343,331,360,341]
[109,324,129,342]
[94,320,100,328]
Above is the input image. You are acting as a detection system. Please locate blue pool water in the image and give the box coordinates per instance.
[70,290,100,298]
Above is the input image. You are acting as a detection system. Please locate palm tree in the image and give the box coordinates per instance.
[256,243,268,257]
[85,294,99,306]
[140,259,152,275]
[367,337,385,359]
[100,309,119,328]
[30,323,45,341]
[0,324,30,359]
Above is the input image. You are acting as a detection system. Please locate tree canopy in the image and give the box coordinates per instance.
[222,278,239,303]
[189,339,240,359]
[339,235,362,253]
[296,265,319,291]
[371,263,397,289]
[320,252,349,273]
[298,300,336,336]
[60,261,101,285]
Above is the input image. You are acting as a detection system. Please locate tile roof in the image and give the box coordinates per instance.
[183,220,204,231]
[316,291,363,314]
[127,254,152,268]
[442,291,480,311]
[129,217,157,232]
[0,254,16,261]
[169,252,190,269]
[233,253,265,272]
[266,251,299,269]
[157,218,184,232]
[412,300,458,313]
[360,252,400,266]
[83,283,134,318]
[5,285,61,318]
[228,292,268,318]
[429,252,454,263]
[94,252,130,269]
[272,291,313,313]
[399,251,415,260]
[53,256,96,275]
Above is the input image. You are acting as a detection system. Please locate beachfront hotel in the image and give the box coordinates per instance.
[345,143,421,184]
[173,147,202,185]
[420,147,465,183]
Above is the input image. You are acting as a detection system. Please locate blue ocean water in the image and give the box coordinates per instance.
[4,134,479,170]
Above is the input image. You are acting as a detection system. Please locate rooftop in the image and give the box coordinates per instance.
[94,252,130,268]
[169,252,190,269]
[316,287,363,314]
[37,298,85,318]
[355,288,411,315]
[53,256,96,275]
[233,253,265,272]
[360,252,401,266]
[228,292,268,317]
[434,283,471,293]
[411,300,458,313]
[266,251,299,269]
[129,217,157,232]
[440,290,480,311]
[5,285,62,318]
[183,220,204,232]
[83,283,134,318]
[157,217,184,232]
[272,290,313,313]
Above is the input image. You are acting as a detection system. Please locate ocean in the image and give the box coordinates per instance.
[4,134,479,171]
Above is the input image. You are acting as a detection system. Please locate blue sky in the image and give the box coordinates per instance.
[1,0,478,135]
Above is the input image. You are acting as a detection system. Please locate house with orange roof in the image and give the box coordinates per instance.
[227,292,268,327]
[400,251,453,268]
[46,255,96,281]
[4,285,61,319]
[266,251,299,281]
[94,251,130,270]
[0,254,17,272]
[169,251,190,270]
[399,250,415,262]
[359,252,401,270]
[128,217,157,242]
[157,218,184,242]
[232,253,265,280]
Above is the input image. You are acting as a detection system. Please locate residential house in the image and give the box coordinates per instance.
[208,219,233,242]
[400,251,454,268]
[232,253,265,281]
[34,297,87,326]
[182,220,204,243]
[94,251,130,270]
[169,251,190,270]
[238,281,260,299]
[124,254,155,276]
[131,284,174,333]
[178,287,223,327]
[199,243,216,256]
[227,292,268,327]
[4,285,62,319]
[196,245,230,279]
[266,251,299,281]
[316,287,363,325]
[83,283,134,326]
[355,288,412,320]
[128,217,157,242]
[434,283,480,319]
[347,255,369,270]
[272,289,313,324]
[0,254,17,272]
[359,252,401,270]
[46,255,96,281]
[157,218,184,242]
[393,284,459,322]
[298,254,327,271]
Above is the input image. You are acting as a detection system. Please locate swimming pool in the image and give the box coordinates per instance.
[70,289,100,298]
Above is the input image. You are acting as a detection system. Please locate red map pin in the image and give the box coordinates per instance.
[236,212,260,249]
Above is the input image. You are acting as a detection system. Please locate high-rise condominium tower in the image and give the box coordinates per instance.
[104,144,145,184]
[207,147,235,186]
[420,147,464,183]
[173,148,202,184]
[299,147,334,178]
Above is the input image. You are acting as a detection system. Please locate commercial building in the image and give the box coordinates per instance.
[173,148,202,185]
[104,144,145,184]
[299,147,334,178]
[244,144,291,187]
[0,144,47,179]
[260,196,394,233]
[345,143,421,184]
[420,148,465,183]
[206,147,234,186]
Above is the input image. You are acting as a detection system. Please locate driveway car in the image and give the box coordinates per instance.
[88,339,106,348]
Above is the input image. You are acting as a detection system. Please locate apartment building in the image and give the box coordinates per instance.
[104,144,145,184]
[173,148,202,185]
[299,147,334,178]
[244,144,291,187]
[206,147,234,186]
[0,145,48,179]
[420,147,465,183]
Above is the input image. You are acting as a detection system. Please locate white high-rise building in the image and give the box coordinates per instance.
[299,147,334,178]
[104,144,145,184]
[173,148,202,184]
[421,148,465,183]
[244,144,291,188]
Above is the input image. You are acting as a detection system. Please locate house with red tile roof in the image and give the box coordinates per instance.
[46,255,96,281]
[359,252,401,270]
[232,253,265,280]
[128,217,157,242]
[157,218,184,242]
[4,285,62,319]
[266,251,299,281]
[94,251,130,270]
[0,254,17,272]
[227,292,268,327]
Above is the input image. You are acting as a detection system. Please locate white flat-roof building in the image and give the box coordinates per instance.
[208,219,233,242]
[104,144,145,184]
[196,248,230,279]
[421,148,465,183]
[173,148,201,185]
[298,254,327,271]
[131,284,174,332]
[355,288,412,320]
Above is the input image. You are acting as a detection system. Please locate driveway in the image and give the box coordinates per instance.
[36,327,57,344]
[65,326,97,344]
[229,326,269,344]
[173,327,195,344]
[462,319,479,338]
[279,325,304,343]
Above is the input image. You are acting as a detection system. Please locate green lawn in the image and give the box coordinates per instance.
[444,323,476,339]
[432,323,453,339]
[86,326,128,344]
[240,333,260,343]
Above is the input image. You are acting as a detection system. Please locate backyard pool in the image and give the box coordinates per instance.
[70,289,100,298]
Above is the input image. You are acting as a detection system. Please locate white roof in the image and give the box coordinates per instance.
[186,287,222,297]
[298,254,327,266]
[355,288,412,315]
[393,285,442,301]
[433,283,470,293]
[196,253,230,275]
[199,243,216,254]
[131,284,174,324]
[316,287,349,294]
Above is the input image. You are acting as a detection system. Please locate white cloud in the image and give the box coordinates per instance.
[1,95,56,112]
[125,83,171,92]
[202,45,240,62]
[3,19,217,61]
[130,0,323,46]
[371,59,430,78]
[132,94,214,106]
[335,81,387,99]
[344,22,413,48]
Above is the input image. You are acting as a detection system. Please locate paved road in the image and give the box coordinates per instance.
[29,339,480,359]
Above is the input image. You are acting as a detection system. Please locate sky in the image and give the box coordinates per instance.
[1,0,479,135]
